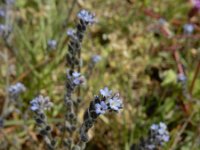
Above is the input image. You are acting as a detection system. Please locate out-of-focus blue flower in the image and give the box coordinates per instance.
[0,24,12,37]
[73,76,85,85]
[183,23,194,35]
[150,124,159,130]
[47,39,57,50]
[158,18,167,26]
[177,73,187,82]
[70,71,85,85]
[67,28,77,40]
[100,87,112,97]
[77,10,95,24]
[30,95,53,112]
[0,8,5,18]
[67,28,76,36]
[72,71,81,78]
[150,122,170,145]
[0,24,6,35]
[91,55,101,64]
[95,101,108,115]
[8,82,26,98]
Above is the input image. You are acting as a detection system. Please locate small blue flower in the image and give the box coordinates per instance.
[107,93,123,111]
[150,124,159,130]
[67,28,77,39]
[183,23,194,35]
[159,122,167,130]
[30,95,53,112]
[95,101,108,115]
[150,122,170,145]
[72,71,81,78]
[77,10,95,24]
[71,71,85,85]
[73,76,85,85]
[91,55,101,64]
[146,144,156,150]
[47,39,57,50]
[8,82,26,97]
[100,87,112,97]
[177,73,187,82]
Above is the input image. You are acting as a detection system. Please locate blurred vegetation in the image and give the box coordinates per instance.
[0,0,200,149]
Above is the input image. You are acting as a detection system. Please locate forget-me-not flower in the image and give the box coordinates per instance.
[107,93,123,111]
[77,10,95,24]
[100,87,112,97]
[95,101,108,115]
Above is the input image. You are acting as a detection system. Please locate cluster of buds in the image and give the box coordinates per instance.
[64,70,85,137]
[8,82,26,100]
[30,95,55,150]
[79,87,123,144]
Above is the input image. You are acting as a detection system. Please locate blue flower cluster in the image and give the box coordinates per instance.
[145,122,170,150]
[79,87,123,143]
[95,87,123,115]
[30,95,53,113]
[30,95,55,149]
[8,82,26,99]
[77,10,96,24]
